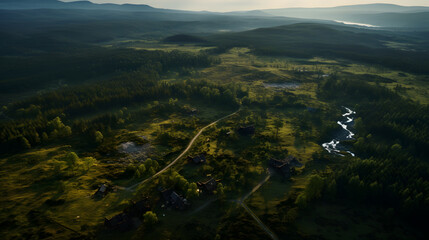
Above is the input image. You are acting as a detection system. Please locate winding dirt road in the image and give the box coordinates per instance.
[126,109,240,191]
[124,107,277,239]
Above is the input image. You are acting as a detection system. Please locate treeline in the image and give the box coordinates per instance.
[210,23,429,74]
[252,46,429,75]
[0,48,241,155]
[241,91,305,109]
[0,78,241,154]
[0,47,218,95]
[315,77,429,232]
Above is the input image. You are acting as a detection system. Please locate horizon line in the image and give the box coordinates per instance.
[58,1,429,12]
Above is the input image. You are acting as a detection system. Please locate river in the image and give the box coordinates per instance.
[322,107,356,157]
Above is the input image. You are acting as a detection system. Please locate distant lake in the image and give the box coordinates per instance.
[334,20,379,28]
[263,82,301,89]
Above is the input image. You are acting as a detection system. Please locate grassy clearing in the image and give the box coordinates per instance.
[103,40,215,53]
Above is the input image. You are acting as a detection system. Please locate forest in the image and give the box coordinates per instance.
[1,1,428,240]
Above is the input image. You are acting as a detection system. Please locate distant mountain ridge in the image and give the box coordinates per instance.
[0,0,155,11]
[262,3,429,29]
[1,2,428,29]
[264,4,429,14]
[333,3,428,12]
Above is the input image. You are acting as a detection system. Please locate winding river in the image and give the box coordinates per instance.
[322,107,356,157]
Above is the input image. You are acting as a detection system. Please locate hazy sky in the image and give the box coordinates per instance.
[62,1,429,11]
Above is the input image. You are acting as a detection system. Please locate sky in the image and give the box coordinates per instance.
[62,1,429,11]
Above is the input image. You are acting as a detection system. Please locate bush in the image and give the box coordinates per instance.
[143,211,158,225]
[94,131,103,143]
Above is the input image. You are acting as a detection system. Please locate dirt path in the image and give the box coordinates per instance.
[126,109,240,191]
[240,202,279,240]
[241,171,271,201]
[237,169,278,240]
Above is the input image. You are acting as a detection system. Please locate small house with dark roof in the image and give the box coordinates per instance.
[238,125,255,136]
[161,189,187,210]
[269,158,293,179]
[104,197,150,231]
[197,178,218,193]
[188,154,206,164]
[94,183,109,198]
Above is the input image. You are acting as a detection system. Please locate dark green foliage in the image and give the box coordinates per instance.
[143,211,158,225]
[318,76,429,234]
[318,76,399,103]
[217,208,270,240]
[0,48,215,96]
[211,23,429,74]
[163,34,208,43]
[318,77,429,159]
[295,174,325,209]
[0,48,242,154]
[0,47,241,153]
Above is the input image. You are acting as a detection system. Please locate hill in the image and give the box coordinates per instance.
[210,23,429,74]
[333,3,429,12]
[263,4,429,29]
[0,7,311,54]
[0,0,156,11]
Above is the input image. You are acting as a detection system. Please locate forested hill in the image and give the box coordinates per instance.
[0,8,306,49]
[263,4,429,29]
[212,23,389,47]
[210,23,429,74]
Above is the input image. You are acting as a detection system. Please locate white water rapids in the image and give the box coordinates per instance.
[322,107,356,157]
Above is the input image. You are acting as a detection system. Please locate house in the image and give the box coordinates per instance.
[237,125,255,136]
[284,155,303,167]
[104,213,135,231]
[161,189,187,210]
[188,154,206,164]
[94,184,109,198]
[269,158,293,179]
[104,197,151,231]
[197,178,217,193]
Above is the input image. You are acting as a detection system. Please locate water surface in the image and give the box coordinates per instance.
[322,107,356,157]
